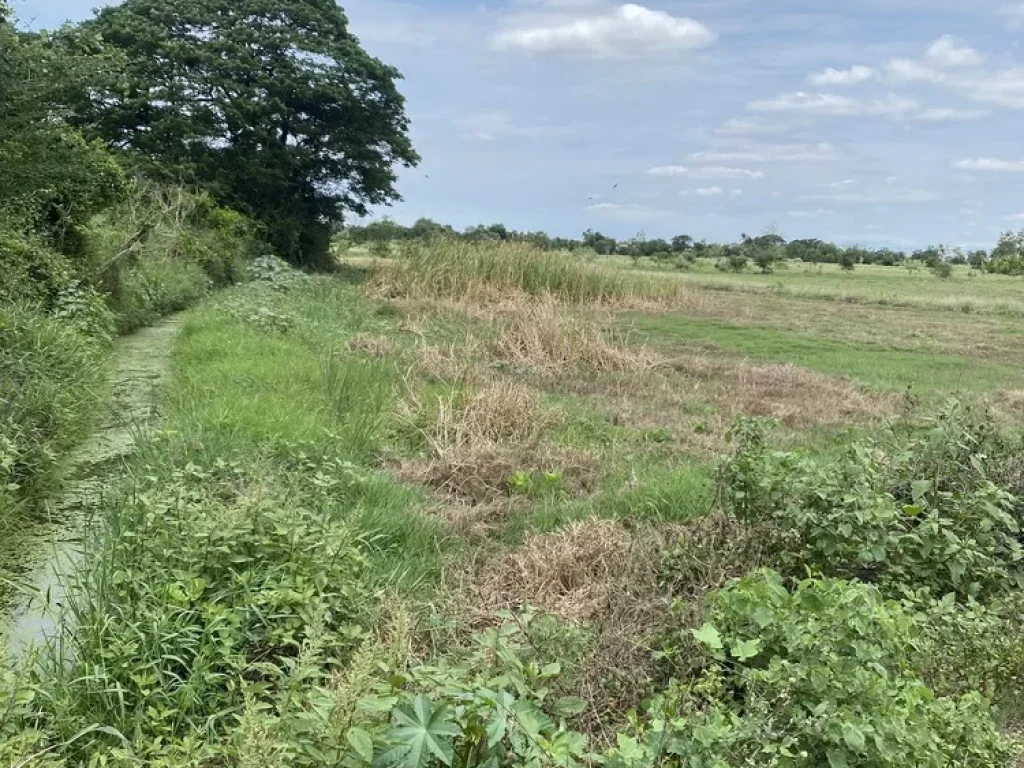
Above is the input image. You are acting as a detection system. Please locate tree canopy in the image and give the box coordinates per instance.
[73,0,419,265]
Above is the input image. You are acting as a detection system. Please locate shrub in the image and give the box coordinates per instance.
[717,409,1024,601]
[635,571,1013,768]
[24,455,375,759]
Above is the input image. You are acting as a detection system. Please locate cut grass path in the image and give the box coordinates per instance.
[629,314,1024,396]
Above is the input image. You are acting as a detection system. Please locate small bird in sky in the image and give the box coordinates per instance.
[612,183,619,190]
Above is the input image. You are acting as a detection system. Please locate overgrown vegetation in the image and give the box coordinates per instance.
[4,0,1024,762]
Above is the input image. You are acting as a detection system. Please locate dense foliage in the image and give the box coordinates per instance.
[75,0,419,266]
[718,404,1024,601]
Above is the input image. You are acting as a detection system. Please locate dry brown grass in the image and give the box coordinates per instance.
[458,513,769,736]
[396,380,599,506]
[670,354,893,425]
[346,334,393,358]
[465,518,642,624]
[547,352,893,456]
[414,338,488,385]
[399,444,599,508]
[487,297,664,375]
[462,519,670,728]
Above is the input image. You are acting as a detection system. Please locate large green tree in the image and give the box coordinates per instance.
[0,6,123,248]
[74,0,419,265]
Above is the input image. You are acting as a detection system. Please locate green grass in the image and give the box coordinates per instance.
[629,313,1024,395]
[626,259,1024,317]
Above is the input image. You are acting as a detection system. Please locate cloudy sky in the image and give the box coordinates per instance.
[14,0,1024,248]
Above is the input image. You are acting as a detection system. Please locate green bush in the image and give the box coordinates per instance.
[717,408,1024,601]
[637,570,1012,768]
[22,454,375,759]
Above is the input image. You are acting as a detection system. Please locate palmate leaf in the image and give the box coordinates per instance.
[387,694,461,768]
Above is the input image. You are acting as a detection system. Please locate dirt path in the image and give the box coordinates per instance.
[4,316,181,657]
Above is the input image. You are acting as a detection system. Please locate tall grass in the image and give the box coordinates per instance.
[369,237,687,304]
[0,304,108,570]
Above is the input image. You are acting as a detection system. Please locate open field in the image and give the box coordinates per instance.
[4,242,1024,764]
[622,258,1024,317]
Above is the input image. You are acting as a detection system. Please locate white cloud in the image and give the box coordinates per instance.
[808,65,875,86]
[1004,213,1024,221]
[804,189,941,203]
[689,142,836,163]
[829,179,855,188]
[492,3,715,57]
[787,209,836,217]
[998,4,1024,29]
[648,165,765,179]
[953,158,1024,171]
[926,35,983,68]
[456,113,568,141]
[914,107,990,121]
[886,58,944,83]
[713,117,787,136]
[747,92,918,117]
[694,186,724,196]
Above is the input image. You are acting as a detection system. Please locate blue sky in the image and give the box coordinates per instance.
[14,0,1024,248]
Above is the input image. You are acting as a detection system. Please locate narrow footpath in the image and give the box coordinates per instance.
[4,316,181,657]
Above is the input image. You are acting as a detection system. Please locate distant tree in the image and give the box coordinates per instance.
[74,0,419,266]
[968,249,989,270]
[725,245,748,272]
[582,229,617,255]
[930,261,954,279]
[671,234,694,253]
[645,238,672,258]
[839,249,857,271]
[409,218,455,240]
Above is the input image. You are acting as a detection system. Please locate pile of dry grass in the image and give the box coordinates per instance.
[466,518,645,624]
[488,297,663,375]
[672,355,891,425]
[415,338,488,385]
[397,381,597,506]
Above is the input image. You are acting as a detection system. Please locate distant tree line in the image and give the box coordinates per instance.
[344,218,1023,275]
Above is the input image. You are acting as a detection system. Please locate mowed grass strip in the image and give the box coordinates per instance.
[629,313,1023,395]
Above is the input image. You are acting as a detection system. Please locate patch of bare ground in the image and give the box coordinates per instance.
[458,513,769,737]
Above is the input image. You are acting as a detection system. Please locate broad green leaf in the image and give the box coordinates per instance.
[346,727,375,763]
[730,638,761,661]
[553,696,587,719]
[842,724,865,753]
[390,695,460,768]
[691,622,723,650]
[911,480,932,503]
[826,748,849,768]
